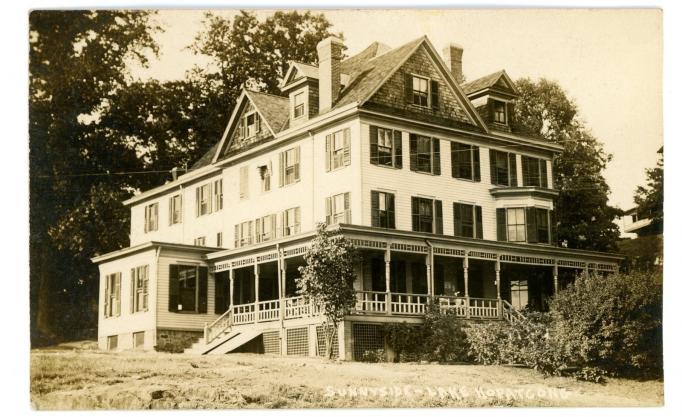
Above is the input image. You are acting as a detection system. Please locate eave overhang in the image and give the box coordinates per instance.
[489,186,560,200]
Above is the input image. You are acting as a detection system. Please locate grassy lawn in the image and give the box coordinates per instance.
[30,341,663,409]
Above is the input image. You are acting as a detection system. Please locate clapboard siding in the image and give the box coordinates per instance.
[155,251,219,331]
[360,121,554,241]
[97,249,157,349]
[130,118,363,249]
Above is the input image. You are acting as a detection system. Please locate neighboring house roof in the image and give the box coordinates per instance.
[461,69,518,95]
[191,142,220,170]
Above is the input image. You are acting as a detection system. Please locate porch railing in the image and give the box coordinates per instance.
[468,297,500,319]
[390,292,428,315]
[438,296,468,317]
[257,299,280,322]
[233,303,257,325]
[355,291,387,313]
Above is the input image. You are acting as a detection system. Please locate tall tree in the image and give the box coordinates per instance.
[29,10,159,344]
[512,78,622,251]
[634,148,663,232]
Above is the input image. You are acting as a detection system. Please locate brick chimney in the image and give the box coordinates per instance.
[317,36,344,112]
[442,43,464,84]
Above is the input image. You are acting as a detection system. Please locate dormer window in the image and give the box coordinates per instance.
[493,100,507,124]
[293,92,305,119]
[245,112,260,138]
[406,74,439,109]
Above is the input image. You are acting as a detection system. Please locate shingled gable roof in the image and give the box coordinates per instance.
[461,69,518,96]
[334,36,489,132]
[205,36,490,167]
[280,61,319,88]
[208,89,289,164]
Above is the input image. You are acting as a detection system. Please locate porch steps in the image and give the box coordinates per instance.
[184,328,263,355]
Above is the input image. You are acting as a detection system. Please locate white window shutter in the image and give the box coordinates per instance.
[343,128,351,166]
[294,147,300,181]
[279,152,285,187]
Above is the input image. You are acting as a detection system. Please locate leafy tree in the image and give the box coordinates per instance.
[297,224,359,359]
[29,10,159,344]
[185,10,342,161]
[512,78,623,251]
[634,148,663,232]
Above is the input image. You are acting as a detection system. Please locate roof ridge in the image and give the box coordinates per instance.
[245,89,288,100]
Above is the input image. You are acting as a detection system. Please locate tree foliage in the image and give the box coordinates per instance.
[297,224,358,359]
[29,10,160,344]
[513,78,623,251]
[634,148,663,232]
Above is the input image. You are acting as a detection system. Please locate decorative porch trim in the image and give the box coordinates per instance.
[257,252,279,263]
[349,238,387,250]
[468,250,498,261]
[556,259,587,269]
[283,245,309,258]
[499,254,554,266]
[432,246,466,257]
[390,242,428,253]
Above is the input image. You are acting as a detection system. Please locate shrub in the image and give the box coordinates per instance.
[384,322,425,362]
[361,349,386,363]
[550,270,663,378]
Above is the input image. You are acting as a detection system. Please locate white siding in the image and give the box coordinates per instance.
[360,120,555,241]
[155,249,219,331]
[97,249,157,350]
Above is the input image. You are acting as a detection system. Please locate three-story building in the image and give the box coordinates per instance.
[92,35,621,358]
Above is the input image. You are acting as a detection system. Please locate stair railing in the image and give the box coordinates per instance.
[501,300,526,324]
[204,307,233,344]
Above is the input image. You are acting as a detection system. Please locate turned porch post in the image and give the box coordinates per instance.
[278,248,284,324]
[495,256,502,318]
[229,268,234,310]
[426,246,434,297]
[464,250,470,318]
[384,249,392,315]
[254,263,260,323]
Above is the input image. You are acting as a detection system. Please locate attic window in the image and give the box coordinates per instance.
[412,76,429,107]
[245,112,261,138]
[493,100,507,124]
[293,92,305,119]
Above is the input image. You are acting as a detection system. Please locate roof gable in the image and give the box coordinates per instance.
[462,70,518,96]
[342,37,488,132]
[211,90,289,163]
[280,61,319,90]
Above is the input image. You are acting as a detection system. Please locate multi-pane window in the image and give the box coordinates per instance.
[234,220,253,248]
[144,203,158,233]
[259,162,272,192]
[411,197,443,234]
[521,156,548,187]
[104,272,121,318]
[216,232,223,248]
[326,129,350,171]
[239,166,249,199]
[409,134,440,175]
[279,146,300,186]
[412,76,429,107]
[196,183,212,216]
[326,192,351,225]
[453,203,483,239]
[282,207,301,236]
[255,214,277,243]
[506,207,526,242]
[213,179,223,210]
[489,150,517,186]
[194,236,206,246]
[493,100,507,124]
[131,265,149,313]
[451,142,481,181]
[371,191,395,229]
[177,265,198,312]
[133,332,145,350]
[370,126,402,168]
[245,112,260,138]
[169,194,182,225]
[294,92,305,118]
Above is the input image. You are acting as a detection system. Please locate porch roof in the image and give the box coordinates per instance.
[91,241,221,264]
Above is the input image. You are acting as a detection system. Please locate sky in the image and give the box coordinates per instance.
[133,8,662,211]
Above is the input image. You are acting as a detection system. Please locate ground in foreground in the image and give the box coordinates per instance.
[30,341,663,409]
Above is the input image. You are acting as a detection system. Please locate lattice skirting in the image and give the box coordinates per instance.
[315,325,339,358]
[352,323,385,361]
[286,327,309,356]
[263,330,281,355]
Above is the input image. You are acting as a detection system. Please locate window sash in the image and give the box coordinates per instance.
[494,101,507,124]
[452,143,474,180]
[415,198,434,233]
[170,195,182,225]
[293,93,305,118]
[144,203,158,232]
[332,131,344,169]
[133,266,148,313]
[506,208,526,242]
[213,179,223,210]
[377,128,394,166]
[412,76,429,106]
[177,266,198,312]
[416,136,433,173]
